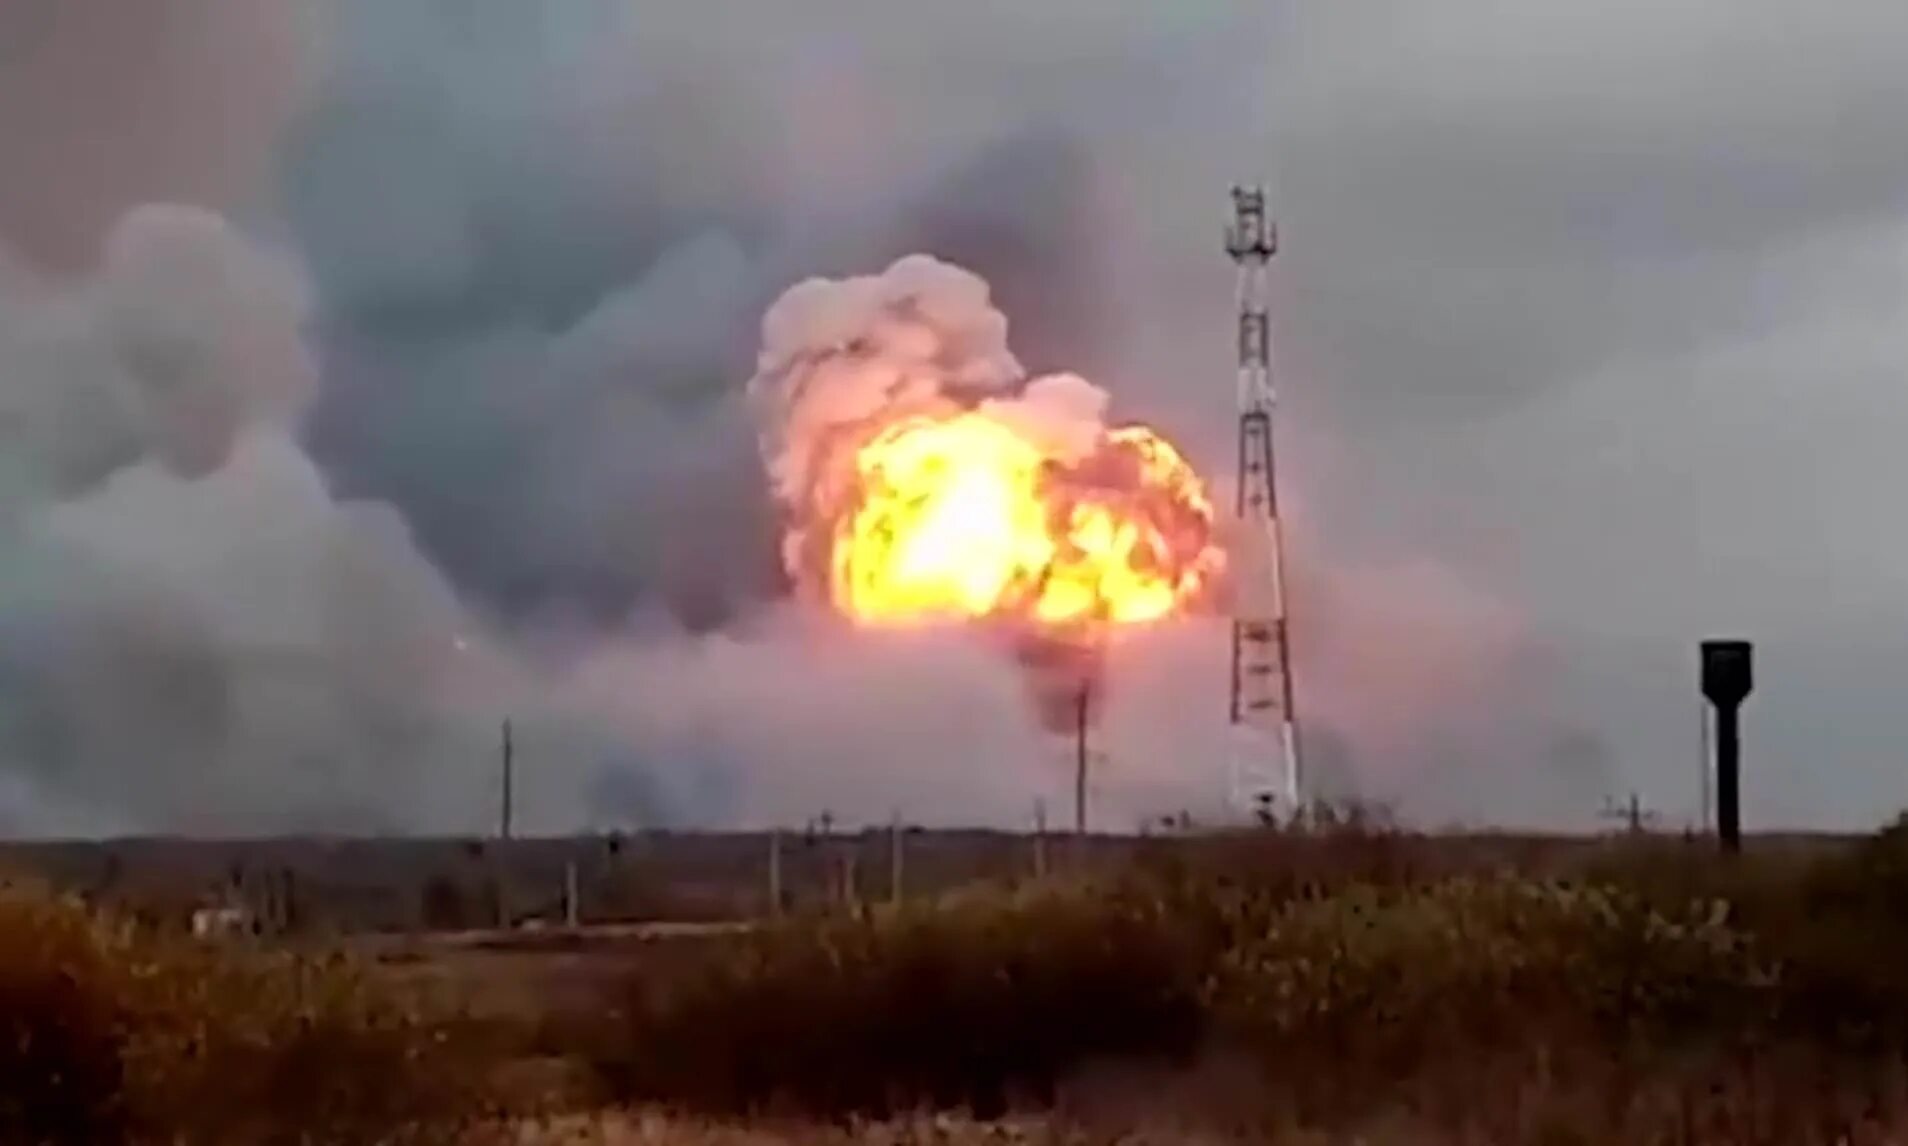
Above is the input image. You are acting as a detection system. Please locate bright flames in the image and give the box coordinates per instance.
[828,410,1225,631]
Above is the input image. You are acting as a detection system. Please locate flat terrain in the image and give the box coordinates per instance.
[6,826,1898,1143]
[2,827,1852,934]
[0,828,1121,932]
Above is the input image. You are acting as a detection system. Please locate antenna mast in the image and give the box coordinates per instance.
[1226,185,1302,820]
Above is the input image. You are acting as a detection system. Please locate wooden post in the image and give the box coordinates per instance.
[499,719,514,841]
[1033,799,1048,879]
[889,814,904,905]
[563,859,579,928]
[767,830,783,917]
[1074,684,1089,837]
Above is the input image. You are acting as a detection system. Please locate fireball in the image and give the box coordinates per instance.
[751,255,1229,733]
[827,409,1224,633]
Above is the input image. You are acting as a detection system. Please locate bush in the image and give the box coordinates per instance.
[0,883,136,1143]
[596,881,1207,1119]
[1755,816,1908,1046]
[0,879,500,1144]
[1211,875,1773,1061]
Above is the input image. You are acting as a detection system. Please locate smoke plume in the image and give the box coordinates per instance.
[0,205,661,835]
[752,255,1072,588]
[0,2,1714,835]
[748,255,1225,737]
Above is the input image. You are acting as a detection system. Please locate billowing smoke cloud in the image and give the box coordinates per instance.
[0,204,673,835]
[245,2,1597,835]
[751,255,1105,587]
[277,2,1132,636]
[0,199,1585,834]
[747,254,1228,741]
[0,205,310,511]
[20,1,1868,834]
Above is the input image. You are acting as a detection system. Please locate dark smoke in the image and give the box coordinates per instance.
[0,2,1673,833]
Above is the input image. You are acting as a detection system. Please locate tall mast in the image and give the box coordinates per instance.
[1225,185,1302,820]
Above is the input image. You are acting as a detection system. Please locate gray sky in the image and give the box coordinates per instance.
[2,1,1906,832]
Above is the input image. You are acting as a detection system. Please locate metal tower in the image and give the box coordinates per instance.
[1225,185,1302,820]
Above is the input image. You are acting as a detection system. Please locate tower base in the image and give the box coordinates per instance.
[1226,722,1300,825]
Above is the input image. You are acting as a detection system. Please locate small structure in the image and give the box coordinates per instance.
[190,901,254,939]
[1700,638,1754,853]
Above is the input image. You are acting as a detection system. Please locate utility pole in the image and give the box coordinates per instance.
[499,718,514,841]
[494,718,514,931]
[1032,799,1048,879]
[767,829,783,917]
[888,812,904,906]
[563,859,579,928]
[1074,682,1090,837]
[1600,792,1657,834]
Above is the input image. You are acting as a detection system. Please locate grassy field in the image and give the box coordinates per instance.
[7,819,1908,1142]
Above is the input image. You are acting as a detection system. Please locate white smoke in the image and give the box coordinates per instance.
[0,205,314,513]
[100,205,318,476]
[749,253,1136,599]
[751,255,1019,576]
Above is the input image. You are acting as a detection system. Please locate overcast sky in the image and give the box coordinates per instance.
[2,1,1906,832]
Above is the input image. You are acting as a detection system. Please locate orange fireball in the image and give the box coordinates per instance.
[827,409,1224,631]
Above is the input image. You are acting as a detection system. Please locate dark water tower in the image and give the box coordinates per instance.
[1700,639,1753,853]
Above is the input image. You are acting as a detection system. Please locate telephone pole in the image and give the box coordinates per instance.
[1600,792,1657,834]
[1032,799,1049,879]
[1074,682,1090,836]
[888,812,905,905]
[767,829,783,917]
[498,718,514,841]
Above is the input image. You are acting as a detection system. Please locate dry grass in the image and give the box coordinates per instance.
[0,877,507,1144]
[584,814,1908,1141]
[594,882,1208,1119]
[13,815,1908,1142]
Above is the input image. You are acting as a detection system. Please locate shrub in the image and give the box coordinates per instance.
[595,880,1207,1119]
[0,883,136,1143]
[1210,875,1775,1069]
[1752,816,1908,1046]
[120,944,503,1143]
[0,878,501,1144]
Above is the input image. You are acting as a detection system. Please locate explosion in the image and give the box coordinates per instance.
[833,413,1220,628]
[750,254,1224,731]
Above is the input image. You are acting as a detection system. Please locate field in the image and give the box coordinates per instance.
[7,820,1908,1143]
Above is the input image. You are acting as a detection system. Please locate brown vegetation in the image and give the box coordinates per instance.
[10,818,1908,1142]
[591,815,1908,1142]
[0,879,503,1144]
